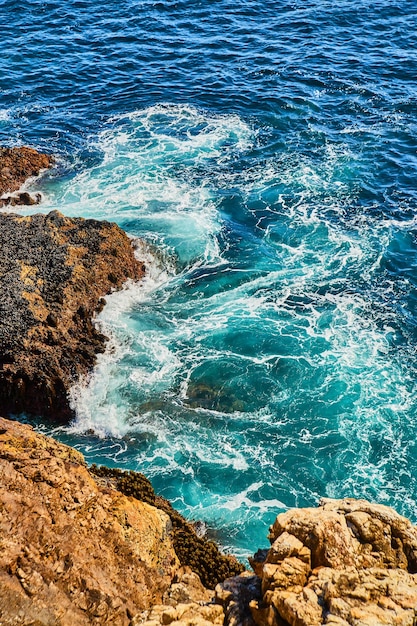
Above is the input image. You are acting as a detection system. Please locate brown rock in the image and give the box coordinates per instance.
[134,601,225,626]
[0,146,53,205]
[163,566,215,605]
[134,567,225,626]
[269,498,417,571]
[0,210,145,421]
[0,416,179,625]
[215,572,262,626]
[245,498,417,626]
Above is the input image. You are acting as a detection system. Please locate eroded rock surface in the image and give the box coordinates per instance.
[91,465,245,590]
[0,417,179,625]
[135,567,224,626]
[244,498,417,626]
[0,210,145,421]
[0,418,246,625]
[0,146,53,206]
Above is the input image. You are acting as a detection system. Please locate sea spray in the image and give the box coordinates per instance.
[53,105,417,558]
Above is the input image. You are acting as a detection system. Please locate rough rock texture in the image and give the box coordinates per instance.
[244,498,417,626]
[90,465,245,589]
[0,417,179,625]
[134,567,224,626]
[0,210,145,421]
[0,417,246,625]
[0,146,53,206]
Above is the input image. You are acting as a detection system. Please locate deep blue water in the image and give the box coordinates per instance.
[2,0,417,557]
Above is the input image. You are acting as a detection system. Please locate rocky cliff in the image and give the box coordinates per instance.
[0,146,146,421]
[0,417,241,626]
[2,416,417,626]
[0,210,145,421]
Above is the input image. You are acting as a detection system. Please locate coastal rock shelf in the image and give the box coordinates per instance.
[0,146,53,206]
[0,145,146,421]
[0,210,145,421]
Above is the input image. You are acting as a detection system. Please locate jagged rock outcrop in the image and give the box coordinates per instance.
[0,146,53,206]
[0,416,179,625]
[219,498,417,626]
[0,417,244,626]
[0,210,145,421]
[90,465,244,590]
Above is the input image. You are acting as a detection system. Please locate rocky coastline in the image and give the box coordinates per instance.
[0,147,145,421]
[2,416,417,626]
[0,417,243,625]
[1,148,417,625]
[0,209,145,421]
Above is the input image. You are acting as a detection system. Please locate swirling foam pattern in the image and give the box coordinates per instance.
[2,0,417,557]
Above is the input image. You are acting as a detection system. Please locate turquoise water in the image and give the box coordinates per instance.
[2,0,417,557]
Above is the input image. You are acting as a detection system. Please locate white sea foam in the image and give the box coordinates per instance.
[42,103,254,266]
[68,240,178,437]
[58,104,417,552]
[221,483,286,512]
[64,104,256,436]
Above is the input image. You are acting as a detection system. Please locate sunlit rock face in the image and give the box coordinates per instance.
[0,146,53,206]
[221,498,417,626]
[0,417,179,625]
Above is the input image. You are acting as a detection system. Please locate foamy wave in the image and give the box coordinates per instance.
[221,483,286,512]
[42,103,255,267]
[0,109,10,122]
[59,104,417,556]
[68,241,178,437]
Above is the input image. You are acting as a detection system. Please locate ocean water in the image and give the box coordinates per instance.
[2,0,417,557]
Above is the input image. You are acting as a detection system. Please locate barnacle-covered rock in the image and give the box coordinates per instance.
[0,210,145,421]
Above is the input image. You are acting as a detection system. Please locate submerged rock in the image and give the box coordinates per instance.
[0,146,53,205]
[0,210,145,421]
[185,382,245,413]
[218,498,417,626]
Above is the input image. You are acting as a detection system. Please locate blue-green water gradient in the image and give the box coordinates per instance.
[1,0,417,557]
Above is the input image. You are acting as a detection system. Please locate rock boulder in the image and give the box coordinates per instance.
[0,146,53,206]
[241,498,417,626]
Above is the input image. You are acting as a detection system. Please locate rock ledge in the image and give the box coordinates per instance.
[0,146,53,206]
[0,210,145,421]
